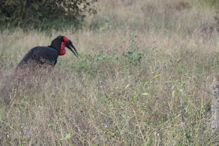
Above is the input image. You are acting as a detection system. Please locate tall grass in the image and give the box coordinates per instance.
[0,0,219,145]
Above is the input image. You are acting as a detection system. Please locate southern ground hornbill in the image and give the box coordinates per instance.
[16,35,78,70]
[0,36,78,104]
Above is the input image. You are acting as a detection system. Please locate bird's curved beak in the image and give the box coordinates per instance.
[67,42,78,57]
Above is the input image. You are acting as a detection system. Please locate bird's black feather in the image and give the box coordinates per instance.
[17,46,59,69]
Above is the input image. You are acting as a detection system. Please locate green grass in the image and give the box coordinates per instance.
[202,0,219,9]
[0,0,219,145]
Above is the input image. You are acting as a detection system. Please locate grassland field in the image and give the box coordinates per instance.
[0,0,219,145]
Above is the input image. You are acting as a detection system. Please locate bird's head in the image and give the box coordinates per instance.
[50,36,78,57]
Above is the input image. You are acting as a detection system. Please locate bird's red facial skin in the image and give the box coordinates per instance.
[59,36,69,56]
[63,36,70,43]
[59,42,66,56]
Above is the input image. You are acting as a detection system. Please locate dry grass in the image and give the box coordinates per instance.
[0,0,219,145]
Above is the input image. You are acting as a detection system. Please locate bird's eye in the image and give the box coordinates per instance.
[63,36,70,43]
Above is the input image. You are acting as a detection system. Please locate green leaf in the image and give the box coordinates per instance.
[153,74,160,79]
[32,3,39,10]
[145,138,151,146]
[60,133,72,141]
[142,92,149,96]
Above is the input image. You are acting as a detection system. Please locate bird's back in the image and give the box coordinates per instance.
[17,46,59,69]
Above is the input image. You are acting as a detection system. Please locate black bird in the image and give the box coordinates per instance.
[16,35,78,70]
[0,36,78,104]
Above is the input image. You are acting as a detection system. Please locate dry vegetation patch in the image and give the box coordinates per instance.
[0,0,219,145]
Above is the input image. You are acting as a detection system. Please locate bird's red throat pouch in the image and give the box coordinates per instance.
[59,42,66,56]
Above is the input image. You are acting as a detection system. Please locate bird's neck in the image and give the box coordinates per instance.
[48,44,66,56]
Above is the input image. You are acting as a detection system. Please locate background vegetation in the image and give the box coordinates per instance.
[0,0,219,145]
[0,0,97,30]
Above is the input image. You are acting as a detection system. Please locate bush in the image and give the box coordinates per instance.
[0,0,97,29]
[124,33,143,66]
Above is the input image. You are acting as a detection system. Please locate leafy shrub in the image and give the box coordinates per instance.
[124,33,143,66]
[0,0,97,29]
[125,47,143,66]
